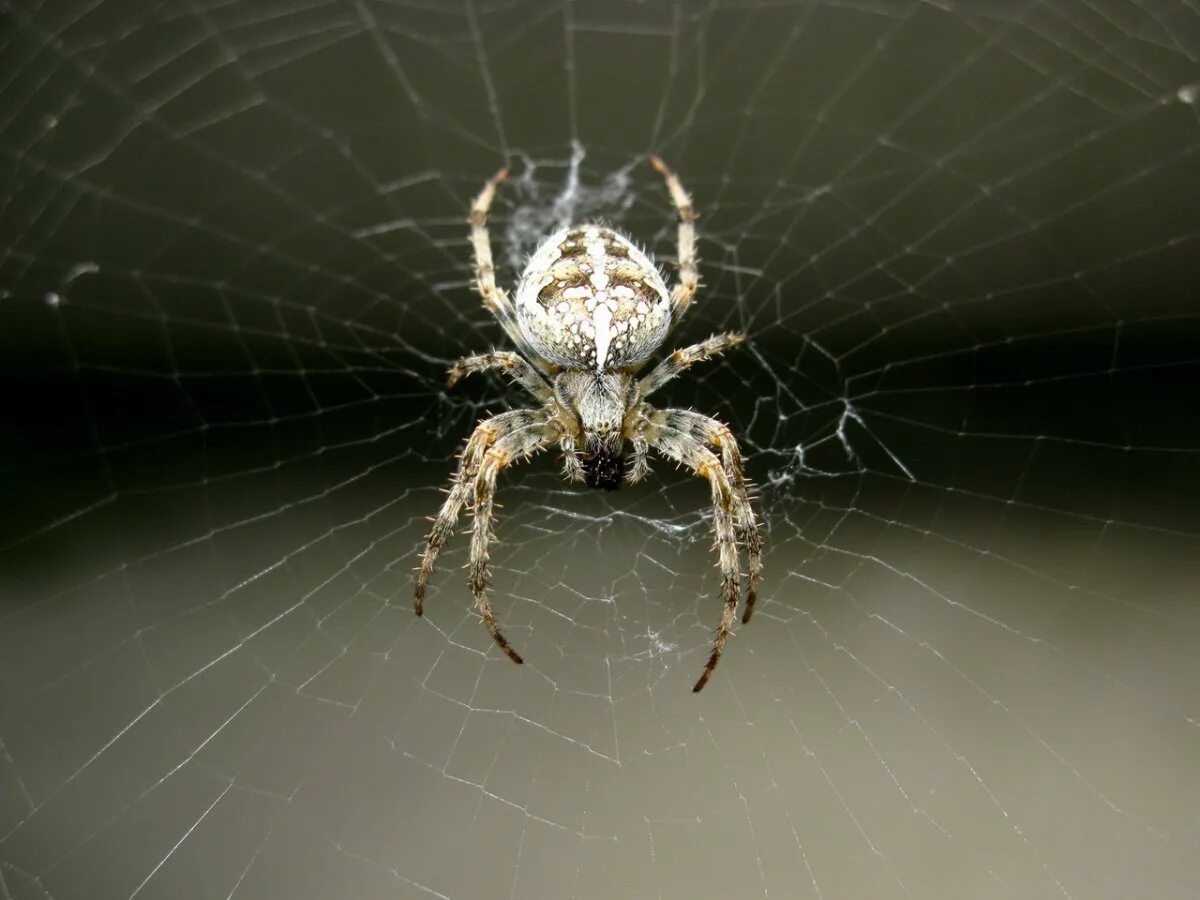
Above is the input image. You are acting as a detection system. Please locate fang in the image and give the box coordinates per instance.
[582,452,625,491]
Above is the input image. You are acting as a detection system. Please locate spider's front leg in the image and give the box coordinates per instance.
[639,411,744,692]
[626,436,651,484]
[469,420,554,663]
[656,409,763,623]
[558,433,586,483]
[415,409,542,614]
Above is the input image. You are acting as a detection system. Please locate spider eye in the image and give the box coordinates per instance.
[582,452,624,491]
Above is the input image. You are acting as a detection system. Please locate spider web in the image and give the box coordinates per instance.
[2,1,1200,897]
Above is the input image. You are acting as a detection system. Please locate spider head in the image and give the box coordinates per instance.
[556,370,636,490]
[579,418,627,491]
[582,449,625,491]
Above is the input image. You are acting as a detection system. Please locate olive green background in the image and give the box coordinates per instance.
[2,2,1199,898]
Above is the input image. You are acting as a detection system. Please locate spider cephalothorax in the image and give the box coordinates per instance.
[415,157,763,692]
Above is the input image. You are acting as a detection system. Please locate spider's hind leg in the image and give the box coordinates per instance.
[468,167,548,368]
[649,156,699,321]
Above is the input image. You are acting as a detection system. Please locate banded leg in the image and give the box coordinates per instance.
[468,167,546,365]
[559,433,585,483]
[626,436,651,484]
[447,350,552,401]
[638,332,746,398]
[470,422,553,663]
[658,409,762,623]
[644,420,742,692]
[415,409,540,613]
[649,156,699,320]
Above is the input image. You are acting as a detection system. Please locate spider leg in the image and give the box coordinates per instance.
[470,419,554,663]
[649,156,699,322]
[415,409,542,614]
[640,412,743,692]
[625,436,651,484]
[637,332,745,398]
[558,433,586,483]
[654,409,763,624]
[468,167,513,324]
[468,167,548,367]
[447,350,552,401]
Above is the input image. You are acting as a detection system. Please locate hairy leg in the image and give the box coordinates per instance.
[637,332,745,398]
[626,436,651,484]
[470,422,553,663]
[655,408,762,623]
[558,433,585,483]
[447,350,552,401]
[415,409,543,613]
[649,155,699,321]
[468,167,546,364]
[643,419,742,692]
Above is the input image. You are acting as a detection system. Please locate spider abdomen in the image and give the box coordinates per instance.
[515,225,671,371]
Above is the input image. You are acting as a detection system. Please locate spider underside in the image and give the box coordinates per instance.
[415,157,763,692]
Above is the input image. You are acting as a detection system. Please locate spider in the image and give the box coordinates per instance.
[414,157,763,692]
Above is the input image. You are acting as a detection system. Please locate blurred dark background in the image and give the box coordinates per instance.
[2,2,1199,898]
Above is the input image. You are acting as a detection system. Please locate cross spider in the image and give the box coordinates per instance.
[415,157,763,692]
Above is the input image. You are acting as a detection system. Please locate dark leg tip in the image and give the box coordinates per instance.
[741,592,758,624]
[494,635,524,665]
